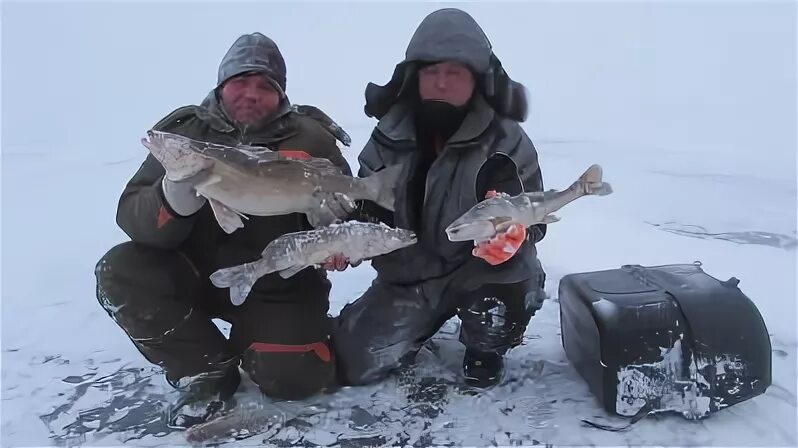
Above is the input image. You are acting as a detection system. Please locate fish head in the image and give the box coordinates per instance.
[144,130,194,154]
[379,226,418,251]
[445,197,517,242]
[141,130,212,181]
[363,223,418,253]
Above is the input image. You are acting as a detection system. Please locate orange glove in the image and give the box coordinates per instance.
[322,253,348,272]
[472,190,525,265]
[321,253,362,272]
[472,222,526,265]
[278,150,312,160]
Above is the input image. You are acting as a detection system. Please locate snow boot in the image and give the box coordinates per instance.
[166,364,241,429]
[463,349,504,388]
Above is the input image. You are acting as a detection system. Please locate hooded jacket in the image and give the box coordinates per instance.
[355,9,546,289]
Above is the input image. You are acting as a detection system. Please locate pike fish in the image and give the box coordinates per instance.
[445,164,613,242]
[210,221,417,305]
[141,130,403,233]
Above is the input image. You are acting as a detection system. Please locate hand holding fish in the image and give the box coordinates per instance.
[258,149,357,225]
[472,190,527,265]
[446,164,613,243]
[161,171,209,216]
[307,192,357,227]
[321,253,362,272]
[472,222,526,265]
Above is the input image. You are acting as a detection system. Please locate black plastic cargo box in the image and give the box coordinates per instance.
[558,262,771,420]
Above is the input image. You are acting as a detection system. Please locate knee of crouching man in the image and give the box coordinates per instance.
[332,335,414,387]
[243,341,337,400]
[95,242,138,312]
[94,241,202,335]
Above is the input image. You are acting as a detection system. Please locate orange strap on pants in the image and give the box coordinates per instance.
[248,342,332,363]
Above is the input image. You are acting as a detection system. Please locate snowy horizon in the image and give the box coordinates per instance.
[2,1,796,446]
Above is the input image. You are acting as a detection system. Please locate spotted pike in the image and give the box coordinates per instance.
[210,221,417,305]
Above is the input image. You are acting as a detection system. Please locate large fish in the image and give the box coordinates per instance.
[210,221,417,305]
[140,130,403,233]
[445,164,613,242]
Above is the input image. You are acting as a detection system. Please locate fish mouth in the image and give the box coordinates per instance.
[445,219,500,242]
[446,215,516,242]
[389,231,417,247]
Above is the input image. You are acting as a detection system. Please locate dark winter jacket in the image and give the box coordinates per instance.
[354,8,546,289]
[116,34,351,297]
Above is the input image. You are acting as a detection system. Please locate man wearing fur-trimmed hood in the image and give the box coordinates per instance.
[329,8,548,389]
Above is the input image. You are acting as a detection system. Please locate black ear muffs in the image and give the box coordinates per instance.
[365,62,410,119]
[483,53,528,122]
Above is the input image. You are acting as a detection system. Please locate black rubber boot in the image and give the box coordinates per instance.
[166,362,241,429]
[462,348,504,388]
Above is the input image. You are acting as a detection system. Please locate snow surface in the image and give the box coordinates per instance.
[2,1,796,447]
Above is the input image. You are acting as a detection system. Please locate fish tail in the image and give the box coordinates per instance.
[576,164,613,196]
[361,164,404,211]
[209,261,261,306]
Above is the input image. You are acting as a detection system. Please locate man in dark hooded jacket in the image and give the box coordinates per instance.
[330,8,547,388]
[94,32,354,425]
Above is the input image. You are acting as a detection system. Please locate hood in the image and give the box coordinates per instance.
[364,8,527,122]
[405,7,493,73]
[217,32,287,93]
[203,33,292,134]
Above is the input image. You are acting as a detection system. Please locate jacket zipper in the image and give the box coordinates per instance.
[420,135,445,214]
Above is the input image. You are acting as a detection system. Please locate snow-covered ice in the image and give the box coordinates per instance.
[2,1,795,446]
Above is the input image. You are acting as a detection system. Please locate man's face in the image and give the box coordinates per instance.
[417,61,475,107]
[219,73,281,125]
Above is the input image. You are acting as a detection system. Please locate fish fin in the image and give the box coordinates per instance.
[253,157,343,176]
[193,174,222,190]
[541,214,561,224]
[209,145,285,172]
[578,164,603,183]
[306,207,337,228]
[525,191,547,202]
[588,181,613,196]
[142,130,212,181]
[278,264,308,279]
[360,164,404,211]
[208,198,246,234]
[209,262,260,306]
[275,157,342,175]
[303,158,344,175]
[184,136,262,160]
